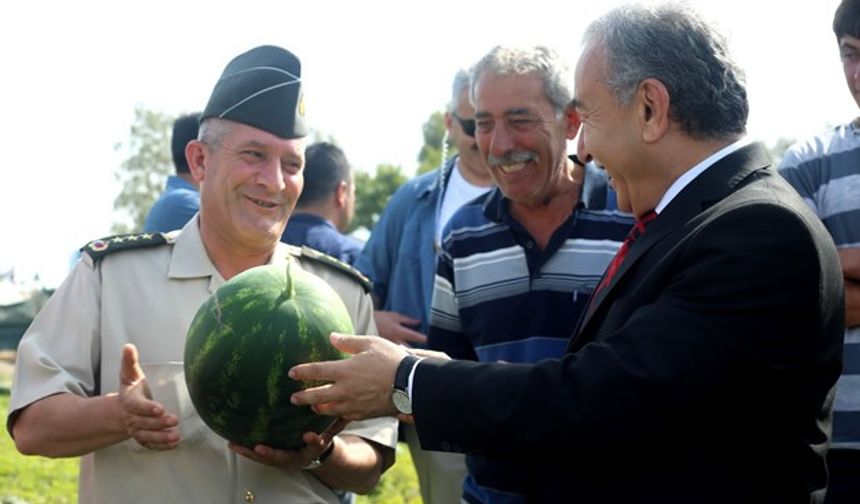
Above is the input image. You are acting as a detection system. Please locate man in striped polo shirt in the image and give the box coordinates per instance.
[778,1,860,501]
[427,45,633,504]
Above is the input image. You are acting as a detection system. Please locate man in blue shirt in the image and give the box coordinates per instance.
[354,69,494,504]
[282,142,363,265]
[143,113,201,233]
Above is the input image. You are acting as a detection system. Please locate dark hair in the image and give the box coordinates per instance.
[584,4,748,140]
[171,112,202,174]
[297,142,351,207]
[834,0,860,40]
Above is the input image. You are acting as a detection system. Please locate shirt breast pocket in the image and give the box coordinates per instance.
[123,362,213,451]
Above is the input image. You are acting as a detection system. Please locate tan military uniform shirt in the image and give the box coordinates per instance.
[8,217,397,503]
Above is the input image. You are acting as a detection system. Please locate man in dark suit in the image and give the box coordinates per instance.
[290,4,845,502]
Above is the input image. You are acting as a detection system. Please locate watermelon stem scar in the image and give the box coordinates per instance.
[276,259,297,306]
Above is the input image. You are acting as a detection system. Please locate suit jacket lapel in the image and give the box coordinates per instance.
[570,142,772,350]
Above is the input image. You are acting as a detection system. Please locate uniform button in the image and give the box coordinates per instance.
[526,241,535,249]
[244,489,255,503]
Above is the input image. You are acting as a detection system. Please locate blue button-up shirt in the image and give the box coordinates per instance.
[354,157,457,336]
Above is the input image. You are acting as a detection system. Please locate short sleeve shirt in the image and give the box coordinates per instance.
[8,217,397,503]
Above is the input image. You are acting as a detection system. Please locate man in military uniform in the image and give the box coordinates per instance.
[7,45,397,503]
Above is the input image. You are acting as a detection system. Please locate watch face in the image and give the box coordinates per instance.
[391,389,412,415]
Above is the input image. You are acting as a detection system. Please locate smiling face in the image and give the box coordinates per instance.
[191,120,306,251]
[573,43,641,213]
[473,72,577,208]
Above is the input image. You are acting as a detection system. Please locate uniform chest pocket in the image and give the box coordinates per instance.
[124,362,213,451]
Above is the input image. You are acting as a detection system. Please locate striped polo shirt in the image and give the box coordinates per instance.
[428,163,633,503]
[779,120,860,450]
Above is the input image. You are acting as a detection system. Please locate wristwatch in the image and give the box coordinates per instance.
[302,438,336,470]
[391,354,421,415]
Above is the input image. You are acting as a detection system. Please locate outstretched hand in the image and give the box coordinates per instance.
[289,333,410,421]
[117,344,179,450]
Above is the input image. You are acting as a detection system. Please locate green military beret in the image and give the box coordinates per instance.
[201,45,307,139]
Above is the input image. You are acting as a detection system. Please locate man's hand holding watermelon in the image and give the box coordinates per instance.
[226,417,341,464]
[290,333,450,421]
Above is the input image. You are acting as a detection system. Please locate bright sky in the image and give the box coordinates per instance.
[0,0,853,288]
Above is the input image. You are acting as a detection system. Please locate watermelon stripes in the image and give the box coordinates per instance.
[185,261,352,449]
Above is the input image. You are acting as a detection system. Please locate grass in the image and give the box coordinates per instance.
[357,443,423,504]
[0,361,421,503]
[1,390,79,504]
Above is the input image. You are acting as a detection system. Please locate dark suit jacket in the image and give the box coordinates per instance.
[412,143,844,503]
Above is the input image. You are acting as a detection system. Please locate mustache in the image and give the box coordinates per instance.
[487,150,537,167]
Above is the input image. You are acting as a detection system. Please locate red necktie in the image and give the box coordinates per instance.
[594,210,658,296]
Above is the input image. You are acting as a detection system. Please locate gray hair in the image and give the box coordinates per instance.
[470,45,573,115]
[446,69,471,112]
[198,117,233,148]
[584,3,748,140]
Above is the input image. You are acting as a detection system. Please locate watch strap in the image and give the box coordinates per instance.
[395,354,421,392]
[302,437,336,470]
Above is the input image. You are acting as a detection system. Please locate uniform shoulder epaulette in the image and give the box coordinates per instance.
[81,232,173,263]
[298,245,372,294]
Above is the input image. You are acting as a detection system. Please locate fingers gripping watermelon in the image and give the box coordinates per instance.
[184,261,352,450]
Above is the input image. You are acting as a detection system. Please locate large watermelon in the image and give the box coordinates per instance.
[184,261,352,450]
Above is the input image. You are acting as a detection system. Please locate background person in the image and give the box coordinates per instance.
[143,112,202,233]
[281,140,365,504]
[281,141,363,265]
[778,1,860,501]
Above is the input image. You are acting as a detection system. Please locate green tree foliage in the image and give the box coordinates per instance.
[416,111,453,175]
[348,109,451,236]
[112,107,175,233]
[350,164,408,234]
